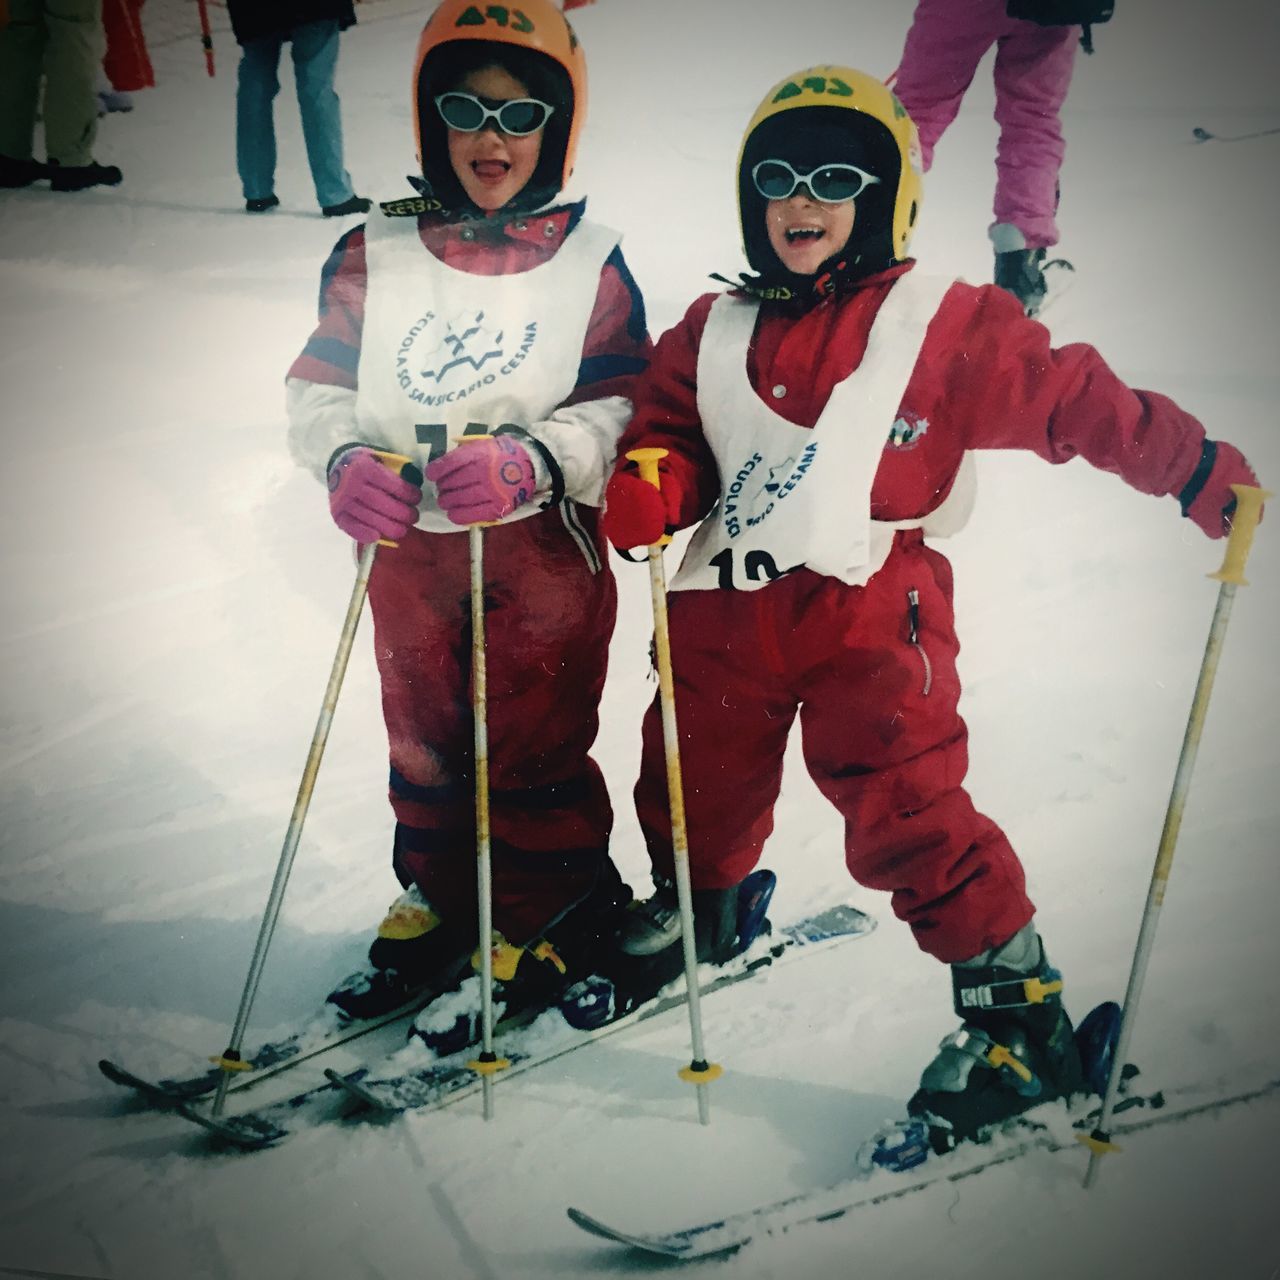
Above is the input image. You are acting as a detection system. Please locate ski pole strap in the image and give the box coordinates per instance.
[953,965,1063,1014]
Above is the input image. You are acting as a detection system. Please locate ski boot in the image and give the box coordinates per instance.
[326,885,474,1022]
[407,863,634,1054]
[990,221,1067,318]
[906,923,1086,1155]
[994,247,1049,316]
[561,869,777,1031]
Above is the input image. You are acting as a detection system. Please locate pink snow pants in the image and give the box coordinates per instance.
[632,534,1036,965]
[893,0,1078,248]
[367,506,617,944]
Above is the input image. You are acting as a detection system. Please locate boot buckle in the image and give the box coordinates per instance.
[944,1027,1043,1098]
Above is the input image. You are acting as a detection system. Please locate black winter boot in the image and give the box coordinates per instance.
[322,194,371,217]
[0,153,48,188]
[907,924,1085,1154]
[48,160,123,191]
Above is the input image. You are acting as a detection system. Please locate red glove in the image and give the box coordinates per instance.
[1179,440,1262,539]
[601,467,681,550]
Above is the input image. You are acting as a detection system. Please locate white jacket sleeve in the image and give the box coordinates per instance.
[286,377,369,483]
[525,394,634,508]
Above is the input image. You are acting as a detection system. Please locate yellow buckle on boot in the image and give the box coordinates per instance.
[473,935,569,982]
[1022,975,1063,1004]
[985,1043,1035,1086]
[531,939,568,976]
[476,934,523,982]
[376,900,441,942]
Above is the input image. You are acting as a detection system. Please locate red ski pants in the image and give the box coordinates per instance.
[367,506,617,944]
[634,534,1034,963]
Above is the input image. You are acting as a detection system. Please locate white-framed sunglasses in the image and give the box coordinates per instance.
[751,157,881,204]
[434,91,554,137]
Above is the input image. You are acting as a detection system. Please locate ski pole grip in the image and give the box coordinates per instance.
[1210,484,1271,587]
[626,447,672,547]
[450,434,504,528]
[370,449,417,548]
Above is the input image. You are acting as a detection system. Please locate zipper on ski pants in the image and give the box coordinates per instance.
[907,588,933,697]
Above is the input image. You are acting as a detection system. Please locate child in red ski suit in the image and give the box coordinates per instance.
[892,0,1084,314]
[287,0,651,1025]
[597,65,1260,1153]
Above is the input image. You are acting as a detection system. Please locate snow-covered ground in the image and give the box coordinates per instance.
[1,1,1278,1276]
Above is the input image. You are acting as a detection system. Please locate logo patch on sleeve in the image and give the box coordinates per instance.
[888,413,929,450]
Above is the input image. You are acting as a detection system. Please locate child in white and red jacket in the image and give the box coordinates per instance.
[597,65,1260,1154]
[286,0,651,1033]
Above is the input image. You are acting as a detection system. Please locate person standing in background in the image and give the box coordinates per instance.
[99,0,155,115]
[0,0,124,191]
[892,0,1103,315]
[227,0,370,217]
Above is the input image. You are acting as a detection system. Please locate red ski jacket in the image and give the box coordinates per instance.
[618,261,1208,531]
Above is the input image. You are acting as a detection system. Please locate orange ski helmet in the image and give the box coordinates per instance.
[412,0,588,210]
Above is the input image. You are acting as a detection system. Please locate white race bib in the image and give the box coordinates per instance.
[357,210,619,532]
[672,272,959,591]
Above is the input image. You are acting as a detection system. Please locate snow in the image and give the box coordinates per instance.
[1,0,1278,1276]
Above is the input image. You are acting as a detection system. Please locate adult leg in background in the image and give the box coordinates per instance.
[289,18,356,211]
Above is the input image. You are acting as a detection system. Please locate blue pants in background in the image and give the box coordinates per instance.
[235,19,355,209]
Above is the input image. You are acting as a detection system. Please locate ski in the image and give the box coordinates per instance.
[174,895,876,1149]
[99,974,450,1107]
[567,1075,1280,1260]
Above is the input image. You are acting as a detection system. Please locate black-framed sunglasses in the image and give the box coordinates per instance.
[434,91,554,137]
[751,158,881,204]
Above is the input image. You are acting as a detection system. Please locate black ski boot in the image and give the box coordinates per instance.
[994,247,1048,317]
[407,861,633,1053]
[907,924,1085,1154]
[560,869,777,1030]
[327,884,474,1021]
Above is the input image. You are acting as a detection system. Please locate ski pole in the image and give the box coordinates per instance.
[456,440,509,1118]
[628,447,722,1126]
[195,0,214,77]
[210,450,414,1116]
[1081,484,1270,1185]
[1192,125,1280,144]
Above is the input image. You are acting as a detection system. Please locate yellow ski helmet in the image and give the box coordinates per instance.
[738,66,924,278]
[412,0,588,209]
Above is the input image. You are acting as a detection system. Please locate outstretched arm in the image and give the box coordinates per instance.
[946,283,1261,535]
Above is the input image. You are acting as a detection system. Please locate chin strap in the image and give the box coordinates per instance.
[710,249,893,308]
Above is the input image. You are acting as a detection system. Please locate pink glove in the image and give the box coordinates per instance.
[1179,440,1262,539]
[328,448,423,543]
[425,435,537,525]
[601,466,681,550]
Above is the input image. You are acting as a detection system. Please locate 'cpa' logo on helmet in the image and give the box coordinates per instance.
[412,0,587,194]
[737,66,924,267]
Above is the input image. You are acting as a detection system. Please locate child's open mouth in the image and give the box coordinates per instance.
[784,227,825,244]
[472,160,511,182]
